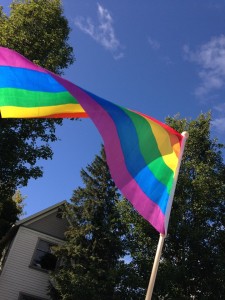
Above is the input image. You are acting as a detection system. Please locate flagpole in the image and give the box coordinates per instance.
[145,233,165,300]
[145,131,189,300]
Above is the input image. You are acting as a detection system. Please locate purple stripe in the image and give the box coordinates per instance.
[0,47,47,73]
[0,49,86,99]
[0,48,166,232]
[0,48,80,95]
[50,73,80,96]
[0,48,79,95]
[60,84,166,234]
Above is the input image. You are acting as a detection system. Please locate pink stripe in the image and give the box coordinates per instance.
[0,48,86,98]
[49,72,82,96]
[0,47,165,233]
[0,47,166,232]
[0,47,47,73]
[54,82,166,233]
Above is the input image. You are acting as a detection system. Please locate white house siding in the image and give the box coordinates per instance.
[26,211,68,240]
[0,226,63,300]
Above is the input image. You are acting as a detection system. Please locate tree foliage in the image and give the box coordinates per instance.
[0,0,74,239]
[119,112,225,299]
[50,147,127,300]
[0,0,74,74]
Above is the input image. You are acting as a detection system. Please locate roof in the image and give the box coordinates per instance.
[17,200,67,226]
[0,201,68,252]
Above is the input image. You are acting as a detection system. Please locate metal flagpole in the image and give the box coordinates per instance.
[145,131,189,300]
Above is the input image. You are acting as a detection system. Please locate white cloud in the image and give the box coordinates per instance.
[74,3,124,60]
[214,102,225,112]
[211,117,225,133]
[212,102,225,133]
[183,35,225,98]
[147,37,160,50]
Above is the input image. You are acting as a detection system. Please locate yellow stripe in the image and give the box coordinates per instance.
[0,104,85,118]
[146,118,180,173]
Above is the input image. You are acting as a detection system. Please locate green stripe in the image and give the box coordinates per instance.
[123,108,174,192]
[0,88,78,107]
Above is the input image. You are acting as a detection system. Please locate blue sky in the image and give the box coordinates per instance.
[2,0,225,217]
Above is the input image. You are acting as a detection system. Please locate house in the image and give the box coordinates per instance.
[0,201,69,300]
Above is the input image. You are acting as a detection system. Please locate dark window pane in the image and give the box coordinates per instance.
[31,240,57,271]
[37,240,51,252]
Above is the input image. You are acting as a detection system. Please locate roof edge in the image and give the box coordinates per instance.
[16,200,67,226]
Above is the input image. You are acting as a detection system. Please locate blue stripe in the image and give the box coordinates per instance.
[85,90,169,214]
[0,66,66,93]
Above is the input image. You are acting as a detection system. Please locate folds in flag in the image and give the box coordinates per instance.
[0,47,185,234]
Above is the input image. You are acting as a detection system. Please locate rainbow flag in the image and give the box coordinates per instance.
[0,47,87,118]
[74,90,184,234]
[0,47,185,234]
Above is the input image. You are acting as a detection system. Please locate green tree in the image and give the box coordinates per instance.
[0,0,74,239]
[50,147,127,300]
[0,0,74,74]
[0,190,25,246]
[119,113,225,299]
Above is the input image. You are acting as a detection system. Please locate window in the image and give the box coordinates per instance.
[30,239,57,271]
[18,292,47,300]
